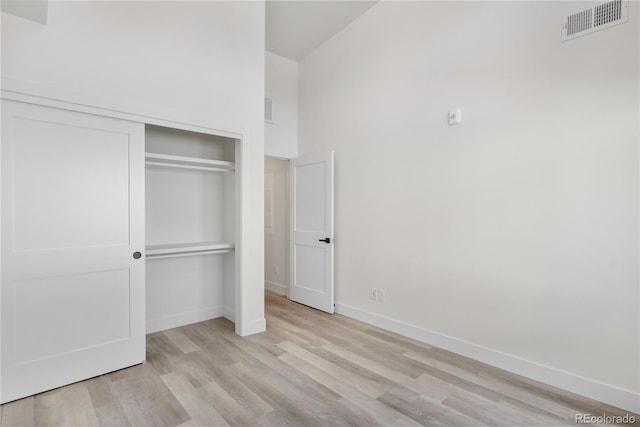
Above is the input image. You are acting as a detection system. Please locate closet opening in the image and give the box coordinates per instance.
[145,124,238,333]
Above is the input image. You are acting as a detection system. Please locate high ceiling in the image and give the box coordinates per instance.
[266,1,378,61]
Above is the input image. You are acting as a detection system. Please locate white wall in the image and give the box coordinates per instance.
[1,0,47,24]
[299,1,639,411]
[265,51,298,158]
[1,0,266,335]
[264,157,289,295]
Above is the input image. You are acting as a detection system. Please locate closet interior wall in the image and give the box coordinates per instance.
[145,125,237,333]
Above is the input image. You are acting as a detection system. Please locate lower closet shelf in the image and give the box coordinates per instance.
[146,241,235,260]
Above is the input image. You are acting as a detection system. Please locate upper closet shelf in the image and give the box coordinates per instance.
[145,152,235,173]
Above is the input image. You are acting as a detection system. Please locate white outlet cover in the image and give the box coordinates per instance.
[378,290,386,303]
[448,108,462,125]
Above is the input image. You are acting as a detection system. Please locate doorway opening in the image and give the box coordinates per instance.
[264,156,290,298]
[264,152,335,313]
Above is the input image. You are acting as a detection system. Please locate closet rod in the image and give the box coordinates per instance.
[145,249,233,260]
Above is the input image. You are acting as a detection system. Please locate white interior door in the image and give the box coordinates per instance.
[289,152,334,313]
[1,100,146,403]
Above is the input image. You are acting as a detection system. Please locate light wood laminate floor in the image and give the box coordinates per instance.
[1,291,638,426]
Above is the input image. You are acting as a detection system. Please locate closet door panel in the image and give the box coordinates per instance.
[1,100,145,404]
[11,117,130,250]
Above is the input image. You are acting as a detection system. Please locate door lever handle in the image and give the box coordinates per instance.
[319,238,331,243]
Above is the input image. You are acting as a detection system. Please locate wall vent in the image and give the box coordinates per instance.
[265,97,273,124]
[562,0,628,41]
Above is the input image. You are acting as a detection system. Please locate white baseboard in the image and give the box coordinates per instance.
[146,306,225,334]
[265,280,287,296]
[335,302,640,414]
[223,306,235,323]
[238,318,267,337]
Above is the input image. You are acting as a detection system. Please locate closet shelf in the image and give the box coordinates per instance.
[146,241,235,260]
[145,152,235,173]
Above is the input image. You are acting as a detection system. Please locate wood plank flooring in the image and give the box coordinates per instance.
[1,291,638,426]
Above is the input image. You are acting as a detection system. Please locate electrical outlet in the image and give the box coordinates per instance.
[274,265,279,276]
[378,290,386,303]
[448,108,462,125]
[369,288,377,301]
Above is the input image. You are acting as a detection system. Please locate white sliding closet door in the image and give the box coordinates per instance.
[0,100,146,403]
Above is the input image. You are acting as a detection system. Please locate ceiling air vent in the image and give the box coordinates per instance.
[562,0,628,41]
